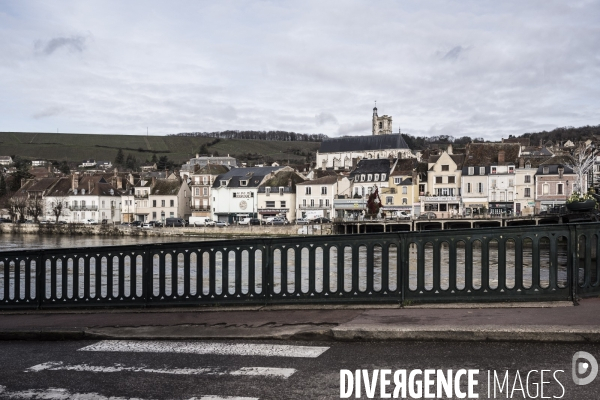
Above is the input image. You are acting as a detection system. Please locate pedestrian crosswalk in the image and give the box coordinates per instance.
[13,340,330,399]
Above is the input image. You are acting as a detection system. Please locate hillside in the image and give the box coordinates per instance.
[0,132,321,166]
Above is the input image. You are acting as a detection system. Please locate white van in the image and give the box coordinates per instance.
[189,216,211,227]
[238,217,252,225]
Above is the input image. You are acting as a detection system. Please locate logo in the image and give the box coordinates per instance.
[572,351,598,385]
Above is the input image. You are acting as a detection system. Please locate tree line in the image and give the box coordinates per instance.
[173,130,328,142]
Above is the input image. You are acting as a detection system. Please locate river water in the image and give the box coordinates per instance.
[0,234,572,300]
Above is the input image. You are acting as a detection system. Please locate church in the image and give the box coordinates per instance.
[315,106,415,170]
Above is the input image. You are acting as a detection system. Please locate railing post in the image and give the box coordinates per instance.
[569,224,579,305]
[263,239,272,306]
[36,251,45,310]
[143,245,153,308]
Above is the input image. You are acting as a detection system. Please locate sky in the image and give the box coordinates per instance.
[0,0,599,140]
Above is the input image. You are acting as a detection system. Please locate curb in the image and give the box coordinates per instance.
[3,324,600,343]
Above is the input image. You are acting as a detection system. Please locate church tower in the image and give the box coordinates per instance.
[372,104,392,135]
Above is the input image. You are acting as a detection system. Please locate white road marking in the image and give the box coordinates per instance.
[79,340,329,358]
[26,361,296,378]
[0,385,258,400]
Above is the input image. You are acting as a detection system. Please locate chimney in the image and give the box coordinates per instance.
[117,176,123,189]
[498,150,505,164]
[151,176,156,187]
[88,180,91,194]
[519,158,524,168]
[71,174,78,190]
[447,144,453,155]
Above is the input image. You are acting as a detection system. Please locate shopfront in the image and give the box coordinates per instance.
[463,203,486,217]
[421,196,461,218]
[489,202,514,216]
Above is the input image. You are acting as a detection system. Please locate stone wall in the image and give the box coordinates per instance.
[0,223,332,238]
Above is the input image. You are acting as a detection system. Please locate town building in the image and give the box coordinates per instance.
[79,159,97,168]
[422,150,465,217]
[211,166,286,223]
[122,175,190,223]
[514,157,546,216]
[382,159,419,217]
[535,157,577,213]
[257,169,306,222]
[180,154,237,177]
[189,164,229,219]
[297,175,351,220]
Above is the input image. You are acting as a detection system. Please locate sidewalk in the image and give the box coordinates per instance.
[1,299,599,343]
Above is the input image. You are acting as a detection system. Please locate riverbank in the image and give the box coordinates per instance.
[0,222,332,238]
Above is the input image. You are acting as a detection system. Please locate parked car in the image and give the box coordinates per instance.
[418,212,437,219]
[312,217,331,224]
[296,218,310,225]
[83,219,98,225]
[249,218,262,225]
[165,218,186,227]
[131,220,142,227]
[142,222,154,229]
[215,221,229,227]
[204,219,216,226]
[101,219,109,225]
[268,217,289,225]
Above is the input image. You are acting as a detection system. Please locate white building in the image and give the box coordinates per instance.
[296,175,351,220]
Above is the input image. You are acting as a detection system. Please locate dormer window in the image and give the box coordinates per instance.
[381,173,386,181]
[240,180,248,186]
[265,187,271,196]
[543,167,549,174]
[526,162,531,169]
[508,166,514,174]
[361,174,365,182]
[479,167,485,175]
[367,174,373,181]
[491,167,497,174]
[558,167,564,178]
[468,167,474,175]
[374,174,379,181]
[220,180,227,186]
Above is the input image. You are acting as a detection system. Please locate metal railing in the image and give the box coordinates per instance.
[1,223,599,309]
[68,206,98,211]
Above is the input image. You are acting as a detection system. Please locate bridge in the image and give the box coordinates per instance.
[1,222,599,309]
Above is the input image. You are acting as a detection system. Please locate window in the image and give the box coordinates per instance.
[509,179,514,187]
[170,212,174,218]
[394,177,401,184]
[543,184,549,195]
[402,198,408,204]
[101,201,105,207]
[448,176,455,184]
[508,192,513,201]
[319,199,323,207]
[170,200,174,207]
[435,177,443,184]
[491,179,497,188]
[379,122,382,129]
[491,192,496,201]
[310,199,314,207]
[220,180,227,186]
[266,201,275,208]
[280,201,286,208]
[325,199,329,207]
[402,187,407,194]
[558,168,564,179]
[525,175,531,183]
[480,167,485,175]
[321,187,327,195]
[557,183,563,195]
[525,162,531,169]
[361,174,365,182]
[374,174,379,181]
[305,187,311,195]
[468,167,474,175]
[279,187,284,196]
[202,176,207,184]
[543,167,549,174]
[478,183,483,193]
[441,165,449,171]
[509,166,515,173]
[525,188,531,197]
[381,174,386,181]
[152,212,156,219]
[195,188,200,196]
[367,174,372,181]
[491,167,497,174]
[302,199,306,207]
[386,196,393,205]
[467,183,472,193]
[161,200,165,207]
[203,187,208,196]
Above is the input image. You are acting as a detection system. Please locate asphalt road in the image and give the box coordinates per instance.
[1,340,600,399]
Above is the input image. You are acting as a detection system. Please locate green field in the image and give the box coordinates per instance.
[0,132,320,165]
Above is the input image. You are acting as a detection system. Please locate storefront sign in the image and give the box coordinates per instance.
[423,196,458,202]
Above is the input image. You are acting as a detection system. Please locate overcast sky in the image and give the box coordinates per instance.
[1,0,599,140]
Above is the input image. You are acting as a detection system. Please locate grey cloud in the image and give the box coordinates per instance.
[32,106,65,119]
[315,112,338,126]
[337,121,371,136]
[35,36,86,55]
[442,46,465,61]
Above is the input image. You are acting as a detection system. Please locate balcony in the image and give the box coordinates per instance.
[68,206,98,211]
[134,194,149,199]
[299,205,329,209]
[191,206,211,211]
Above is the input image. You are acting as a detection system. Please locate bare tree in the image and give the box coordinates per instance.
[566,143,595,194]
[26,195,44,222]
[8,197,27,222]
[50,196,67,223]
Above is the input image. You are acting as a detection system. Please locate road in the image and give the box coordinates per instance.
[1,340,600,399]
